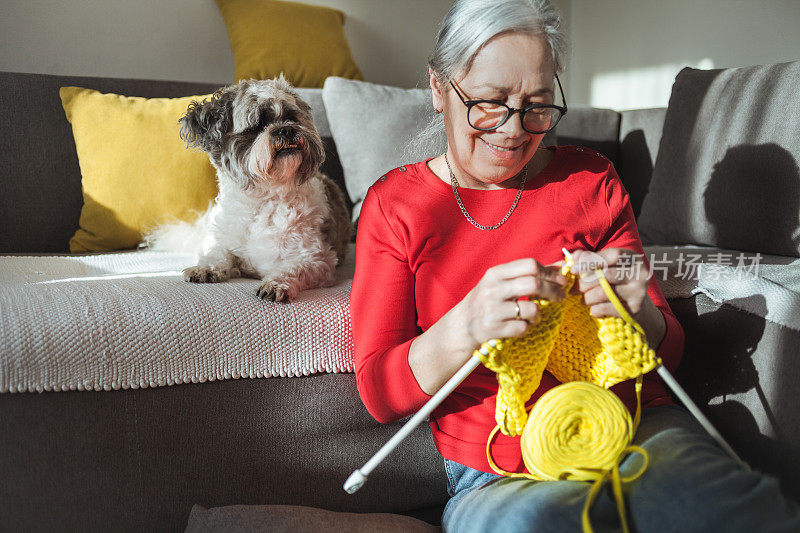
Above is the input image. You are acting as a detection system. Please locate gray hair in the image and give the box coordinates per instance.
[431,0,567,84]
[405,0,568,162]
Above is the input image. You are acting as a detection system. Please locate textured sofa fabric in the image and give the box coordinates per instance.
[2,67,800,533]
[1,249,357,393]
[0,374,447,531]
[618,107,667,218]
[643,243,800,502]
[554,104,622,168]
[671,294,800,502]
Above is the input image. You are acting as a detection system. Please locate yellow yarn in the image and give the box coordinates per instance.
[476,254,660,437]
[474,250,660,533]
[485,382,649,533]
[521,381,634,480]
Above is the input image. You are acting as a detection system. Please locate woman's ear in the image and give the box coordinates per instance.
[429,67,444,114]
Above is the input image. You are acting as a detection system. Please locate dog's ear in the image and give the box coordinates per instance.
[179,89,234,153]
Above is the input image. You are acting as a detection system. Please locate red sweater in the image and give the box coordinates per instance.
[350,145,685,474]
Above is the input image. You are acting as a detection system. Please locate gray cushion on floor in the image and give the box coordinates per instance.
[637,60,800,255]
[185,504,440,533]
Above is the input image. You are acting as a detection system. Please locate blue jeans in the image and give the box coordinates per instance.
[442,404,800,532]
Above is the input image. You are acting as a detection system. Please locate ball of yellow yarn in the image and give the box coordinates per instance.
[520,381,633,481]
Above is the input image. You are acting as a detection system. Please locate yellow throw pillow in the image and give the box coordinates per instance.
[216,0,363,87]
[60,87,218,253]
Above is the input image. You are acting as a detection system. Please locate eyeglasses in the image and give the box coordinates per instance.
[449,73,567,134]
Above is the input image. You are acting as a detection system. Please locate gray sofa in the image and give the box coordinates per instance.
[1,63,799,532]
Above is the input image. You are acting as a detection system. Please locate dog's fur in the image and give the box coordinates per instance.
[145,76,351,302]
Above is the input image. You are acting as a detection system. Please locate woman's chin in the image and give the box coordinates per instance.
[476,156,528,183]
[472,166,525,188]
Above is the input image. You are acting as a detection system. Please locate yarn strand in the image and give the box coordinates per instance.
[476,250,660,533]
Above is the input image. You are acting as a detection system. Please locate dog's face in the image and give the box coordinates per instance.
[179,76,325,190]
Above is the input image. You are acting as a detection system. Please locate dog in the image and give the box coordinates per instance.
[145,76,351,302]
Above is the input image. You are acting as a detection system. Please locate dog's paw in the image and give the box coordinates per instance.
[256,280,293,302]
[184,265,224,283]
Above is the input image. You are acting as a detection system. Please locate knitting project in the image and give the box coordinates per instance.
[477,252,660,437]
[474,250,661,533]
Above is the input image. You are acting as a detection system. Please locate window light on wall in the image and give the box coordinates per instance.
[590,58,715,111]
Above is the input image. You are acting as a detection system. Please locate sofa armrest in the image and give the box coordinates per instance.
[668,293,800,502]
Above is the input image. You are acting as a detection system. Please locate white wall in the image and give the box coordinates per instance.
[567,0,800,109]
[300,0,452,88]
[0,0,452,88]
[2,0,798,105]
[1,0,234,84]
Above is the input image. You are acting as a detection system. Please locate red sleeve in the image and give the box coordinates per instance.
[590,162,685,373]
[350,186,432,423]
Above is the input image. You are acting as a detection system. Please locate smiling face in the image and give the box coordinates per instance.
[431,32,556,189]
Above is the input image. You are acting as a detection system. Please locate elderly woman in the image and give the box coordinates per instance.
[351,0,800,531]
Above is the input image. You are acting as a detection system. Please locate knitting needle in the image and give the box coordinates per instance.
[655,365,749,468]
[563,247,749,469]
[346,249,750,494]
[344,353,483,493]
[345,250,586,492]
[346,248,583,492]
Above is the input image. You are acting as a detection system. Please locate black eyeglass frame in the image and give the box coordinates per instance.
[449,73,568,134]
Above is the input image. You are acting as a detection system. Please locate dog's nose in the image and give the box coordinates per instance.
[276,126,295,139]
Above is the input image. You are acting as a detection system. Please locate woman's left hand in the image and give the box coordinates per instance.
[567,248,650,318]
[558,247,667,347]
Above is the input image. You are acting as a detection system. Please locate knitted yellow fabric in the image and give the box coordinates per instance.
[474,250,661,533]
[475,253,660,437]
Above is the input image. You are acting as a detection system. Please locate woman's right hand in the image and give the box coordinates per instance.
[457,257,568,351]
[409,257,568,395]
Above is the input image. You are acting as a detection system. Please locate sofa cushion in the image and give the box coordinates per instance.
[185,504,440,532]
[637,60,800,256]
[322,77,438,222]
[671,293,800,503]
[60,87,219,252]
[553,104,621,168]
[618,107,667,218]
[0,72,224,254]
[216,0,362,88]
[642,244,800,502]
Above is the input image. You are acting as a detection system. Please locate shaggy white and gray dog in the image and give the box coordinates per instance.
[146,76,351,302]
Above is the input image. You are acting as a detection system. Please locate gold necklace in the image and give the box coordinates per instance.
[444,152,529,231]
